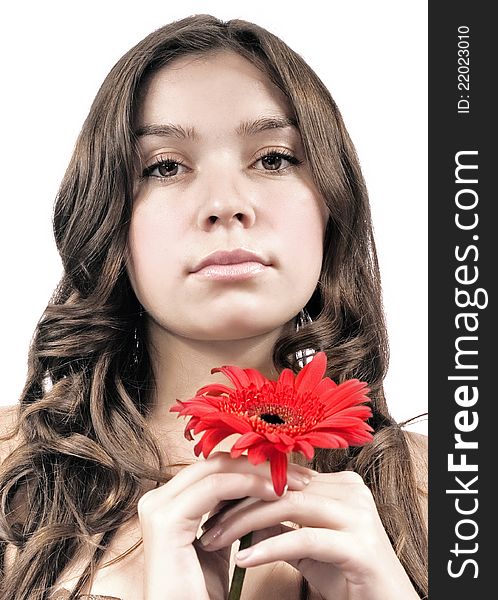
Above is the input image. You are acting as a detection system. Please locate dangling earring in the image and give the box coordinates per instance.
[133,305,144,366]
[295,308,316,368]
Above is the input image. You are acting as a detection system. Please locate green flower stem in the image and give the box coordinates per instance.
[227,531,253,600]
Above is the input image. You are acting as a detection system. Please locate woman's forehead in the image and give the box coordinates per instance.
[135,50,295,136]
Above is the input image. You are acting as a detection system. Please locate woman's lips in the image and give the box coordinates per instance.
[192,261,269,281]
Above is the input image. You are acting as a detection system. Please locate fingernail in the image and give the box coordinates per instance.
[236,547,253,561]
[288,472,310,486]
[201,514,219,532]
[299,476,311,485]
[199,526,223,547]
[290,465,319,478]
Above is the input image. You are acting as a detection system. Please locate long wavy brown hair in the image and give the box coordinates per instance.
[0,14,427,599]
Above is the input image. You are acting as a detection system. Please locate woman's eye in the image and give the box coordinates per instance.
[141,150,303,181]
[142,158,186,179]
[254,151,302,172]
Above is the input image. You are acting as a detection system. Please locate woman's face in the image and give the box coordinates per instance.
[127,50,328,341]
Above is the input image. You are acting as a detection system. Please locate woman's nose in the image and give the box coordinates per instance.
[195,177,257,231]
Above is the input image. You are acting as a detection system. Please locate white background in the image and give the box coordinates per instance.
[0,1,427,435]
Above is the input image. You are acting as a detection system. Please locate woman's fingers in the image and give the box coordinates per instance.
[159,452,317,499]
[198,487,357,549]
[234,526,353,568]
[204,470,368,524]
[233,524,414,595]
[137,452,319,553]
[202,496,259,531]
[139,452,317,533]
[140,472,280,528]
[234,525,350,596]
[199,471,361,532]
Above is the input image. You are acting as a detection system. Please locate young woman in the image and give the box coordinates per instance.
[0,14,427,600]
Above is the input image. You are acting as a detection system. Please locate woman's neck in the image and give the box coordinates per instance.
[143,319,286,466]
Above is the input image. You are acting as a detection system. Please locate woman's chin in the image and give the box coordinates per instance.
[178,317,288,342]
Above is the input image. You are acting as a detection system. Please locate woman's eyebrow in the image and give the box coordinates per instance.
[236,115,298,137]
[134,115,299,140]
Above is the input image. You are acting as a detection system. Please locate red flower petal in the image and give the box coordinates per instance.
[321,397,370,419]
[169,400,185,413]
[294,439,315,459]
[336,404,373,418]
[264,431,281,443]
[313,376,338,396]
[325,415,372,427]
[276,432,295,446]
[320,380,369,416]
[276,368,295,393]
[294,351,327,394]
[268,449,288,496]
[231,431,264,453]
[199,412,253,433]
[345,429,375,444]
[299,431,350,448]
[194,428,233,458]
[314,409,373,430]
[243,368,268,388]
[273,442,295,453]
[184,416,200,439]
[211,365,251,390]
[196,383,234,396]
[177,400,220,418]
[311,415,371,433]
[312,425,373,444]
[245,443,273,465]
[192,420,234,439]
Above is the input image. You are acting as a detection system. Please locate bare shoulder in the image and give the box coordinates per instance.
[0,404,21,465]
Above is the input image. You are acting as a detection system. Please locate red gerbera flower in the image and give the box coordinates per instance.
[170,352,373,496]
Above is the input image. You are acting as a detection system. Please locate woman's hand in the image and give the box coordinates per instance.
[136,452,314,600]
[199,470,420,600]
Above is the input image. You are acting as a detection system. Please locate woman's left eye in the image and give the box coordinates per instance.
[254,150,303,172]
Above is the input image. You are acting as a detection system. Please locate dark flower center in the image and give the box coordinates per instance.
[260,413,285,425]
